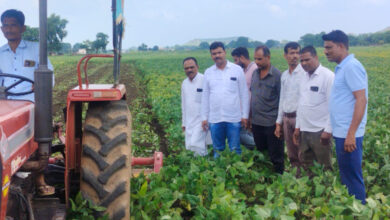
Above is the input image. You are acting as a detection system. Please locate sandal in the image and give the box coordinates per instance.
[37,185,55,196]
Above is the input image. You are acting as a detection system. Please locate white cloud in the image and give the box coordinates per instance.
[289,0,321,7]
[267,4,285,17]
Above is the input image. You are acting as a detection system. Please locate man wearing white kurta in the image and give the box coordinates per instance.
[181,57,211,156]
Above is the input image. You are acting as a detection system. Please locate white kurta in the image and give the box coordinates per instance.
[181,73,212,156]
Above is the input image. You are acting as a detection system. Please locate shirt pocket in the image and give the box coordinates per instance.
[195,88,202,103]
[228,76,238,92]
[308,85,325,106]
[21,57,38,79]
[260,82,276,100]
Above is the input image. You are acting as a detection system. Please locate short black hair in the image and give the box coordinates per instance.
[209,41,225,51]
[300,45,317,57]
[255,45,271,57]
[284,42,300,54]
[1,9,25,26]
[231,47,249,59]
[322,30,349,50]
[183,57,198,66]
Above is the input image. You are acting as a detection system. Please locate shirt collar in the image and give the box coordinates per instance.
[336,54,354,70]
[256,65,274,77]
[0,40,27,52]
[268,65,275,76]
[310,64,322,77]
[189,72,201,82]
[213,60,232,71]
[292,64,304,74]
[0,43,10,52]
[18,40,27,49]
[245,61,256,73]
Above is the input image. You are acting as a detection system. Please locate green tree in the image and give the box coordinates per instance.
[152,45,159,51]
[265,39,280,48]
[72,42,83,53]
[198,41,210,50]
[79,40,93,53]
[92,32,109,53]
[22,26,39,42]
[298,32,325,47]
[47,14,68,54]
[235,36,249,47]
[59,42,72,54]
[249,41,264,48]
[138,43,148,51]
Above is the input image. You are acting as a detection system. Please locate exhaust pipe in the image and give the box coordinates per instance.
[22,0,52,172]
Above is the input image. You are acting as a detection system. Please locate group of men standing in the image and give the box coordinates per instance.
[181,30,368,204]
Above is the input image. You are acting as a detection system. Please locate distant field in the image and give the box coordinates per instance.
[51,45,390,218]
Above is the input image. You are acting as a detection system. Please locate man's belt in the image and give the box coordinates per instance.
[284,112,296,118]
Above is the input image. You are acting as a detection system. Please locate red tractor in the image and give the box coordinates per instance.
[0,0,162,219]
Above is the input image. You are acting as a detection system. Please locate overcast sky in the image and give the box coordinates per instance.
[0,0,389,49]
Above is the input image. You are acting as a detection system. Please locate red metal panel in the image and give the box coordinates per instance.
[0,101,34,138]
[67,84,126,102]
[131,152,163,174]
[131,157,154,165]
[76,54,114,89]
[64,100,76,207]
[0,139,38,220]
[153,152,163,173]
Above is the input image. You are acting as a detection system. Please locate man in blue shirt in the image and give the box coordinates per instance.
[1,9,55,195]
[0,9,53,102]
[323,30,368,204]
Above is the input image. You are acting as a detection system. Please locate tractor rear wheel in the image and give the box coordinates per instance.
[80,100,131,220]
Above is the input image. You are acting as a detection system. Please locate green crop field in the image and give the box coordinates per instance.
[51,45,390,219]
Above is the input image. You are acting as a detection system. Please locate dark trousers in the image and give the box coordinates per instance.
[252,123,285,174]
[334,136,366,204]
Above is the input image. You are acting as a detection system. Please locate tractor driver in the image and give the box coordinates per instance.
[0,9,55,196]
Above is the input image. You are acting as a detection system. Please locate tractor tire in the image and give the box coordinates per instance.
[80,100,131,220]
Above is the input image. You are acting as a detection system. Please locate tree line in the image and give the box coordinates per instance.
[22,14,389,53]
[137,30,390,51]
[22,14,109,55]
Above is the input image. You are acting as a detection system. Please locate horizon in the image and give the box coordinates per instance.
[1,0,390,49]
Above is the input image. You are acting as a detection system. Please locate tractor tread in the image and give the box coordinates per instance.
[99,132,127,156]
[98,155,127,184]
[81,167,108,199]
[112,208,126,220]
[99,182,127,207]
[101,115,128,132]
[81,100,131,220]
[84,125,110,144]
[83,145,109,170]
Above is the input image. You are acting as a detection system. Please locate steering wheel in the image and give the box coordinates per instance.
[0,73,34,97]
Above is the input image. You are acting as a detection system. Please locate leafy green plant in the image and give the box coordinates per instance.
[66,192,109,220]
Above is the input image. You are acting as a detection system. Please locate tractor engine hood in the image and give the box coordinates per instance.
[0,100,36,167]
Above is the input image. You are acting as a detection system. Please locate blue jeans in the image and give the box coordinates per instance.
[334,136,366,204]
[209,122,241,158]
